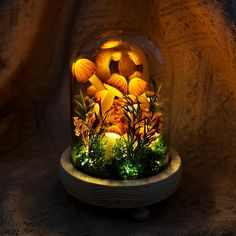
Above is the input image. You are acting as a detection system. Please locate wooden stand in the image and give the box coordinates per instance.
[59,147,182,214]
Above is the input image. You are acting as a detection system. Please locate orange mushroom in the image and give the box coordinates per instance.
[73,58,105,91]
[128,77,148,97]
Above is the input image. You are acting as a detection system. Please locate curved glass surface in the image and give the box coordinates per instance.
[70,32,167,180]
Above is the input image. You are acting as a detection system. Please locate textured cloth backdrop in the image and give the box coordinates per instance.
[0,0,236,235]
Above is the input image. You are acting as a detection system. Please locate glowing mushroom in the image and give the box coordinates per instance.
[118,53,136,78]
[73,58,95,83]
[95,84,124,116]
[129,77,148,97]
[100,40,121,49]
[104,84,123,98]
[94,90,109,103]
[95,50,113,81]
[86,85,97,97]
[88,74,105,91]
[128,51,142,65]
[73,58,105,91]
[107,73,128,94]
[102,132,121,159]
[129,71,143,80]
[94,89,116,115]
[131,45,149,82]
[111,51,122,61]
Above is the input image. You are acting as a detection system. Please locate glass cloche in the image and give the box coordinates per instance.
[69,31,168,180]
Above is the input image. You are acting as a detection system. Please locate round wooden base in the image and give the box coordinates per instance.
[59,147,182,209]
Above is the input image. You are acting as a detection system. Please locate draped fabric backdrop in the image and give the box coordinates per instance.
[0,0,236,235]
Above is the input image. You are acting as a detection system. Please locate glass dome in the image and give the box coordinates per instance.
[70,31,168,180]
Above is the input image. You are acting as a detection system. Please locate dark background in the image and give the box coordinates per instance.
[0,0,236,235]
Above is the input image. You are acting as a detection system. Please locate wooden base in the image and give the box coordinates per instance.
[59,147,182,208]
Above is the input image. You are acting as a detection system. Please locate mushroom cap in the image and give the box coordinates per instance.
[129,71,143,80]
[107,73,128,94]
[118,52,136,78]
[128,51,142,65]
[74,58,96,83]
[129,77,148,97]
[94,90,108,103]
[87,85,97,97]
[95,50,113,82]
[111,51,122,61]
[100,40,121,49]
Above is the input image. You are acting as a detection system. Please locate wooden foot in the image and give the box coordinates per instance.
[131,207,150,221]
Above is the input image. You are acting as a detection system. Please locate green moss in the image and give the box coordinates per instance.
[154,135,168,157]
[71,136,110,178]
[118,159,140,179]
[71,135,168,180]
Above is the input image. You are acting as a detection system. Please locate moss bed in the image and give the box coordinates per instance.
[71,135,169,180]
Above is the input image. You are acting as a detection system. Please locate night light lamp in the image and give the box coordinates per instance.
[59,31,182,219]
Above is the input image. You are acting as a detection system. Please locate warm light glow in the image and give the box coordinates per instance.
[111,51,122,61]
[105,132,121,139]
[103,132,121,159]
[128,51,142,65]
[138,93,149,109]
[87,85,96,97]
[95,50,113,81]
[128,77,148,97]
[100,40,121,49]
[71,35,166,179]
[74,58,96,83]
[93,103,100,116]
[118,53,136,78]
[94,90,108,103]
[104,83,123,97]
[101,91,115,115]
[107,73,128,94]
[129,71,143,80]
[72,62,76,76]
[131,44,149,82]
[88,74,105,91]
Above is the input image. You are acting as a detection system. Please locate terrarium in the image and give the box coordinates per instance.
[59,31,182,216]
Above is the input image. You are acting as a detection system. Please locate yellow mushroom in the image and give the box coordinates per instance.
[128,51,142,65]
[95,50,113,82]
[107,73,128,94]
[102,132,121,159]
[118,53,136,78]
[129,77,148,97]
[86,85,97,97]
[95,90,108,103]
[129,71,143,80]
[74,58,96,83]
[104,84,123,98]
[100,40,121,49]
[111,51,122,61]
[73,58,105,91]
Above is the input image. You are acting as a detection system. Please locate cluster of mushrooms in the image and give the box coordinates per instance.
[72,40,150,115]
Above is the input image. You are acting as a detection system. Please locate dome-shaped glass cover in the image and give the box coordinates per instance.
[70,32,168,180]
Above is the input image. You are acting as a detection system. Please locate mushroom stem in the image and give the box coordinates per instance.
[88,74,105,91]
[104,84,123,98]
